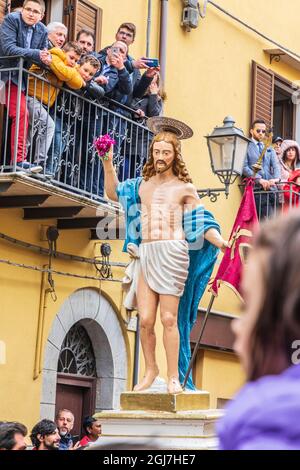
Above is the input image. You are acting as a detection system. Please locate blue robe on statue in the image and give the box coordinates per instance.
[116,177,220,390]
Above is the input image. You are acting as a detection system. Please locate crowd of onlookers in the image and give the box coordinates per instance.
[0,0,163,196]
[242,119,300,218]
[0,409,101,450]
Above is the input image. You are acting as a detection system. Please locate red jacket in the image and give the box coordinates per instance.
[283,169,300,208]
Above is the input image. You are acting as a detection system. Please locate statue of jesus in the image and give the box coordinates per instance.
[101,117,227,393]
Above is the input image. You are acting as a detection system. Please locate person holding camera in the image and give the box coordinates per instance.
[97,23,158,116]
[124,72,164,179]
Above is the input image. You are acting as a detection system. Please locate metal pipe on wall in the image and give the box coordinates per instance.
[146,0,152,57]
[33,268,49,380]
[159,0,168,87]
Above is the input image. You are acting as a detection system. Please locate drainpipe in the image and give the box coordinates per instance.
[146,0,152,57]
[34,268,50,379]
[159,0,168,88]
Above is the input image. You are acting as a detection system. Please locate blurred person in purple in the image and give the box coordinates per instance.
[217,211,300,450]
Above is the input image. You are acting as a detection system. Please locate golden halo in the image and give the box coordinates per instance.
[147,116,193,140]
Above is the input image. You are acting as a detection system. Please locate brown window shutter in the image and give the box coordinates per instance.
[63,0,102,51]
[0,0,10,23]
[251,61,274,129]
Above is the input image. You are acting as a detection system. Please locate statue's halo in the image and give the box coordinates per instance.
[147,116,193,140]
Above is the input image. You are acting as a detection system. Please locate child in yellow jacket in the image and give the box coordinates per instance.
[27,42,84,169]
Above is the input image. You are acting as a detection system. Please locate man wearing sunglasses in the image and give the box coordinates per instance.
[243,119,280,218]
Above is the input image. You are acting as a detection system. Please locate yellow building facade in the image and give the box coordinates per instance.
[1,0,300,433]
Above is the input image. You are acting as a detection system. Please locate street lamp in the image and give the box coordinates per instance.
[198,116,251,201]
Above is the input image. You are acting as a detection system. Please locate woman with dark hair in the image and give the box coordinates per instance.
[279,140,300,181]
[217,211,300,450]
[79,417,101,447]
[279,140,300,208]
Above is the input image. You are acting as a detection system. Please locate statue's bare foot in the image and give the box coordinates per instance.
[168,377,183,394]
[133,368,159,392]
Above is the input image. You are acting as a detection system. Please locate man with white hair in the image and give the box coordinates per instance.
[47,21,67,49]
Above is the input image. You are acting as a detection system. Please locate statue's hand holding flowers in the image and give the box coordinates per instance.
[94,134,116,161]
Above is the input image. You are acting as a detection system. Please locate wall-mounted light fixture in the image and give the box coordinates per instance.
[198,116,251,201]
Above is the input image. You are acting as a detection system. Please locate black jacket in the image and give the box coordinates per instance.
[97,51,152,116]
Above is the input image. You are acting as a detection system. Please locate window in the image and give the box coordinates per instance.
[251,62,274,130]
[57,323,97,377]
[251,61,295,139]
[63,0,102,51]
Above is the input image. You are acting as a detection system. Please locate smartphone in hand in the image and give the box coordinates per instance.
[143,58,160,68]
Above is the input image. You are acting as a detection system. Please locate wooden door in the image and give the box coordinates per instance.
[56,374,96,437]
[56,383,84,436]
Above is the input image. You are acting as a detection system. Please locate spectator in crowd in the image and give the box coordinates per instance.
[74,55,106,196]
[97,25,158,181]
[125,71,164,178]
[0,0,50,172]
[283,169,300,208]
[47,21,68,49]
[97,40,132,102]
[55,409,75,450]
[97,23,156,113]
[76,29,95,55]
[278,140,300,182]
[30,419,60,450]
[242,119,280,218]
[217,211,300,450]
[131,71,164,121]
[96,40,133,178]
[98,22,148,73]
[53,54,104,188]
[79,417,101,447]
[0,421,27,450]
[27,40,84,174]
[273,136,283,159]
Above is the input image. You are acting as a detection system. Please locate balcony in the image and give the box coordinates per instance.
[0,57,152,237]
[246,182,300,222]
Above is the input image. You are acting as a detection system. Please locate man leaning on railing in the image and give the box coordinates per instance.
[27,41,84,175]
[0,0,50,172]
[242,119,280,219]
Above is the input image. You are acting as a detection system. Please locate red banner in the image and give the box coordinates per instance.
[210,180,258,300]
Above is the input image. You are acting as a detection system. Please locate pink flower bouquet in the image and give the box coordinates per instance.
[94,134,116,160]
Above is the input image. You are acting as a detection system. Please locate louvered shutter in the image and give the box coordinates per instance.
[251,61,274,129]
[63,0,102,51]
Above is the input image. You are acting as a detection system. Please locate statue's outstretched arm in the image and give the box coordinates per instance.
[102,148,119,202]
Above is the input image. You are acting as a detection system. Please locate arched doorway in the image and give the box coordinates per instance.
[55,323,97,436]
[40,288,129,421]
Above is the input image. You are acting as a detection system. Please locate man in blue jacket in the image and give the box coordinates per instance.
[0,0,49,171]
[242,119,280,218]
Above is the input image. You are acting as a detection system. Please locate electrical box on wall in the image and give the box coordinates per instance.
[182,0,199,7]
[182,7,199,30]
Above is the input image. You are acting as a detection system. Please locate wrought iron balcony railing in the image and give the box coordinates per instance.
[249,182,300,221]
[0,57,153,203]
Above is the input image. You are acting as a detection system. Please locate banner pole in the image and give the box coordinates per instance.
[183,294,215,389]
